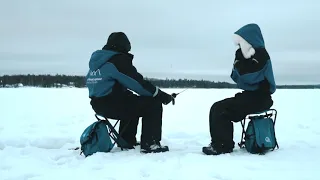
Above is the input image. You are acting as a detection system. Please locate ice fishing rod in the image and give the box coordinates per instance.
[172,88,188,98]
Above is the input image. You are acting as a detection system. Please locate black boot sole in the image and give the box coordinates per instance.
[140,146,169,154]
[202,147,233,155]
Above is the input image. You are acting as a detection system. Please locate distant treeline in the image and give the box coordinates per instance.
[0,74,319,89]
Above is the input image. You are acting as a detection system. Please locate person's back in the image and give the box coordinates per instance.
[86,32,157,103]
[85,32,175,153]
[86,49,124,98]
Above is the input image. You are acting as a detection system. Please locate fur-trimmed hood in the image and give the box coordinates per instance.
[233,23,265,59]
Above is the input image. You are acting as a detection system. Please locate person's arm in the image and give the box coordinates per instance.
[232,48,269,85]
[108,54,175,104]
[109,54,158,96]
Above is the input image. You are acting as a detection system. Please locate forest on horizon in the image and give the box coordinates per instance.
[0,74,319,89]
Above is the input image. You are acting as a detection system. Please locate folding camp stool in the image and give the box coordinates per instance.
[238,108,278,149]
[94,114,135,150]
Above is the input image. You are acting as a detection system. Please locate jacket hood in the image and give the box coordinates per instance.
[89,50,119,70]
[234,23,265,48]
[233,23,265,59]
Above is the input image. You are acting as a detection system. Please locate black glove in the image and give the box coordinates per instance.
[156,90,175,105]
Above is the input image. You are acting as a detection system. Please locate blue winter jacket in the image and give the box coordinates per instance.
[231,24,276,94]
[85,50,159,99]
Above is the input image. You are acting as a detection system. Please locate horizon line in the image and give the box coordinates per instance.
[1,73,320,86]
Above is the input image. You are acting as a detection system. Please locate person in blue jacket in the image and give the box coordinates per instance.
[85,32,175,153]
[202,23,276,155]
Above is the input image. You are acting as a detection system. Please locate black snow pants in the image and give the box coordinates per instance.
[90,93,163,146]
[209,91,273,150]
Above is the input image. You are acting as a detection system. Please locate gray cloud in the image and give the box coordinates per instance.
[1,0,320,84]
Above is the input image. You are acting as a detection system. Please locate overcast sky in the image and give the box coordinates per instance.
[1,0,320,84]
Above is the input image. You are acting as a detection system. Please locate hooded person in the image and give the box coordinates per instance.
[85,32,175,153]
[202,23,276,155]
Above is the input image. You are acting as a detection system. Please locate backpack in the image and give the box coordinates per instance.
[80,120,114,157]
[239,109,279,154]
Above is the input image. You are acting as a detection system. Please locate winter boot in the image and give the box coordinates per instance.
[202,143,233,155]
[140,141,169,153]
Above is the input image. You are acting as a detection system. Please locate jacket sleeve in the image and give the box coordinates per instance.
[232,48,269,85]
[109,54,159,97]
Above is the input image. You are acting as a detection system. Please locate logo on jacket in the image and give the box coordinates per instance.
[87,69,102,84]
[90,69,101,76]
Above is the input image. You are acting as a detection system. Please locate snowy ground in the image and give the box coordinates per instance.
[1,88,319,180]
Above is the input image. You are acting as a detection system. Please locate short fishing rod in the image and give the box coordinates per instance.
[172,88,188,98]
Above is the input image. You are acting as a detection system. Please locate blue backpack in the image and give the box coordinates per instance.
[80,120,115,157]
[239,109,279,154]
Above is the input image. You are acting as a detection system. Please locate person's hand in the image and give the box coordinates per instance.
[163,93,175,105]
[156,90,175,105]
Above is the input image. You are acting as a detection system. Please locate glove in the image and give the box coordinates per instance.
[156,90,175,105]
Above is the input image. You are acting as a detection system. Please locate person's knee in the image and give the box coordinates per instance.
[266,99,273,109]
[210,101,219,114]
[209,102,220,123]
[143,97,163,111]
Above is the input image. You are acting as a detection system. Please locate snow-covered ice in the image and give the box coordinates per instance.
[1,88,319,180]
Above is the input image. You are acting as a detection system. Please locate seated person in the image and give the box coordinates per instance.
[85,32,175,153]
[202,23,276,155]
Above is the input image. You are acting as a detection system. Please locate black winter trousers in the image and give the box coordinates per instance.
[90,94,163,145]
[209,91,273,149]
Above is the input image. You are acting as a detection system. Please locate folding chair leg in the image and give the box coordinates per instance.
[105,120,134,150]
[95,114,134,150]
[238,118,246,148]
